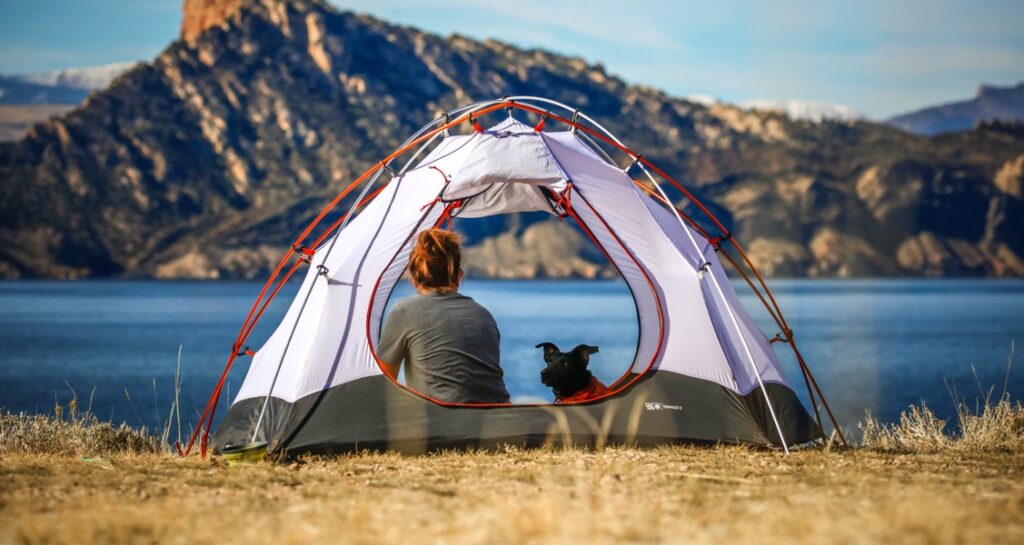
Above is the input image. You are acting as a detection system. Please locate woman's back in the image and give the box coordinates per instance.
[378,291,510,404]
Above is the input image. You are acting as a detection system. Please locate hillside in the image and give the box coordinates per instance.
[1,0,1023,279]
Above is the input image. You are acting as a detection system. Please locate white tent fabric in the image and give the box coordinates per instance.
[447,117,569,202]
[232,117,793,406]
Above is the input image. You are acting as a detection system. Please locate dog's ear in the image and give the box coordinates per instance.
[570,344,599,366]
[535,342,560,362]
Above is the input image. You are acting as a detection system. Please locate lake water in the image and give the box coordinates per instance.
[1,279,1022,438]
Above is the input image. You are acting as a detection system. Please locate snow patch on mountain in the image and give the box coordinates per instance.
[740,98,865,122]
[14,62,138,90]
[684,94,719,107]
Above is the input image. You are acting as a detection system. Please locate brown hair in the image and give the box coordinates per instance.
[408,229,462,292]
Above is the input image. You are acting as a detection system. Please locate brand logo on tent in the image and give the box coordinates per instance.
[644,401,683,411]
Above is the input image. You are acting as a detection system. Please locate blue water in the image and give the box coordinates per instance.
[1,279,1022,436]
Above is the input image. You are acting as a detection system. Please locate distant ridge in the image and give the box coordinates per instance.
[0,62,138,142]
[0,76,89,105]
[0,62,139,106]
[887,82,1024,136]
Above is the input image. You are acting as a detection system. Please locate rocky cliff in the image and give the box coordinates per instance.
[1,0,1022,279]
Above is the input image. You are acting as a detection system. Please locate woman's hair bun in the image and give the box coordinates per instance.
[409,229,462,291]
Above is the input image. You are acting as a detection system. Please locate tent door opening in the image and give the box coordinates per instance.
[366,183,662,408]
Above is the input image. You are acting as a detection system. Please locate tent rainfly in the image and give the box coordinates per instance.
[188,97,844,457]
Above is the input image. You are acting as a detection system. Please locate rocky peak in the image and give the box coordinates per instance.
[181,0,245,41]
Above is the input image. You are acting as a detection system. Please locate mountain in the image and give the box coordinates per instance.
[740,99,864,122]
[1,0,1023,280]
[887,82,1024,136]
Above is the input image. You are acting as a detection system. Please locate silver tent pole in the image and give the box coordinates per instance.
[703,264,791,452]
[248,113,466,445]
[247,98,508,444]
[508,96,790,451]
[249,163,393,444]
[629,158,791,453]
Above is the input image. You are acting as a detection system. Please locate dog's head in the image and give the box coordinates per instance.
[535,342,599,399]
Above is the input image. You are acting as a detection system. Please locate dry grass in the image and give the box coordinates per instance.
[0,399,1022,545]
[1,377,1022,544]
[861,398,1024,453]
[860,348,1024,454]
[0,404,159,458]
[1,445,1022,545]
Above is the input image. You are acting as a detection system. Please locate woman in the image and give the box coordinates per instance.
[378,229,510,404]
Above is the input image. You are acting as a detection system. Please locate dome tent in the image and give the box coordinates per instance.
[191,97,843,457]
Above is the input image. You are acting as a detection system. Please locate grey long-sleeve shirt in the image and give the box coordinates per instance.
[377,291,510,404]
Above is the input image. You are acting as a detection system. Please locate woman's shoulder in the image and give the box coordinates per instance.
[392,294,426,309]
[453,294,496,318]
[393,293,455,311]
[395,292,489,313]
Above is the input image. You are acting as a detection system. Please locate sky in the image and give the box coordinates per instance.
[0,0,1022,118]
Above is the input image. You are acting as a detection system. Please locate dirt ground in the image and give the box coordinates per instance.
[1,446,1022,545]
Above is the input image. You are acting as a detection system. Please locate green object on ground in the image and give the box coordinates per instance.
[219,441,267,465]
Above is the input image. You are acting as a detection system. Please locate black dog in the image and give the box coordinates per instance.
[535,342,608,403]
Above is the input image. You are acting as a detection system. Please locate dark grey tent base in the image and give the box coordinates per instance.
[212,371,822,457]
